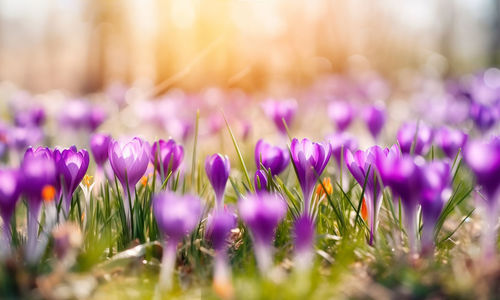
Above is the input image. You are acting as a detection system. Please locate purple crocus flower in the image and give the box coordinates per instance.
[21,147,56,263]
[53,146,90,216]
[293,214,315,270]
[433,126,468,158]
[238,192,287,273]
[328,101,354,132]
[254,139,289,176]
[419,160,451,254]
[0,168,21,256]
[463,138,500,257]
[150,139,184,181]
[14,107,45,127]
[205,154,230,211]
[254,169,268,193]
[376,152,423,252]
[290,138,332,215]
[153,192,201,291]
[90,133,111,167]
[397,122,433,155]
[469,101,498,133]
[8,125,44,153]
[206,208,237,251]
[261,99,298,135]
[88,106,107,132]
[109,137,150,193]
[362,105,386,140]
[345,146,387,245]
[59,99,92,130]
[108,137,149,226]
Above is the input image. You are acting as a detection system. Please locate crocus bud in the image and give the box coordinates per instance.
[254,139,289,176]
[90,133,111,167]
[290,138,332,215]
[293,214,315,270]
[238,192,287,274]
[53,146,90,216]
[434,126,467,159]
[0,168,21,258]
[261,99,298,135]
[397,122,433,156]
[153,192,201,292]
[108,137,149,227]
[328,101,354,132]
[254,169,268,193]
[150,139,184,181]
[205,154,230,211]
[345,146,386,245]
[88,106,107,132]
[362,105,386,140]
[108,137,149,193]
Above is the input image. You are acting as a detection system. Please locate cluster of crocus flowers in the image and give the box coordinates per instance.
[150,139,184,182]
[108,137,149,227]
[238,192,287,274]
[153,192,201,292]
[463,137,500,258]
[261,99,298,136]
[205,154,230,211]
[375,146,452,254]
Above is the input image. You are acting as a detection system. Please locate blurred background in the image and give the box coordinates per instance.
[0,0,498,95]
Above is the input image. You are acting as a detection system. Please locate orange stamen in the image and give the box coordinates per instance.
[42,185,56,203]
[83,174,93,188]
[141,175,149,187]
[361,197,368,222]
[316,177,333,197]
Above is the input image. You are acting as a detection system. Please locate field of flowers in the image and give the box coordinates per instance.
[0,71,499,299]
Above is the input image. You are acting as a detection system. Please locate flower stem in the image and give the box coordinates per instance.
[254,243,272,275]
[157,240,178,292]
[26,199,41,264]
